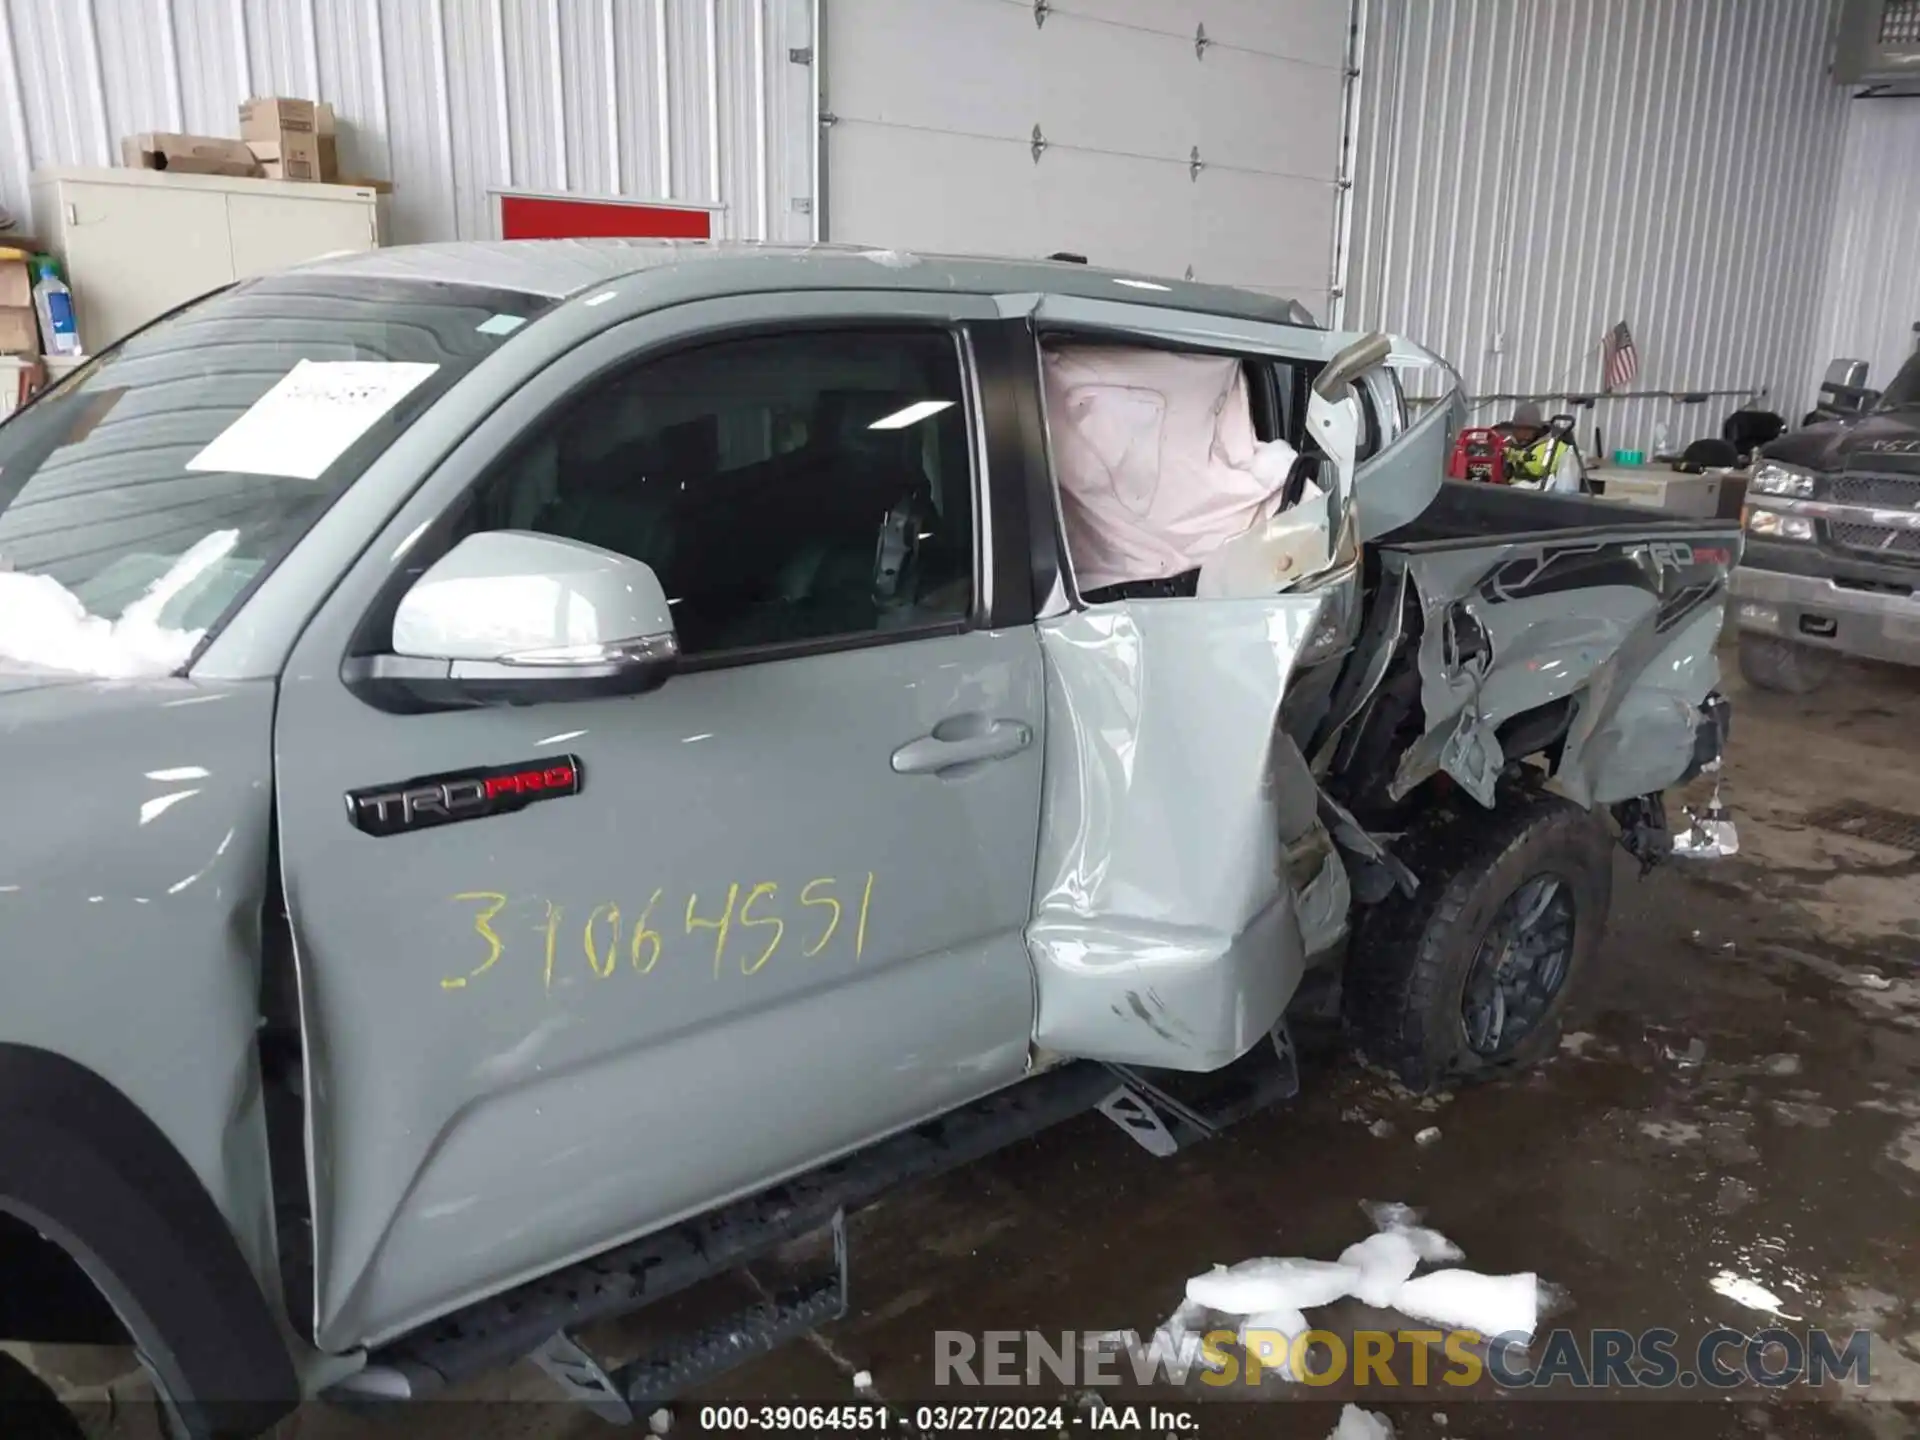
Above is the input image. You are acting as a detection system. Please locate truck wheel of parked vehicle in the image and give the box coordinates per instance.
[1342,789,1613,1091]
[0,1352,84,1440]
[1737,635,1838,696]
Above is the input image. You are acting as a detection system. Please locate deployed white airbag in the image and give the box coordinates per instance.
[1043,345,1299,593]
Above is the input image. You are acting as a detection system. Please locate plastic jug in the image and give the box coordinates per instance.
[31,257,80,357]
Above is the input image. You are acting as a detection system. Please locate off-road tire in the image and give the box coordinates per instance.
[1737,634,1837,695]
[0,1352,85,1440]
[1343,789,1613,1092]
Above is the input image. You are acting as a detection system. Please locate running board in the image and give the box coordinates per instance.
[527,1212,850,1425]
[1098,1018,1300,1157]
[345,1060,1117,1399]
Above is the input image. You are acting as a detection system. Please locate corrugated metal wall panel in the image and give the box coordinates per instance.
[1807,96,1920,403]
[0,0,811,247]
[1346,0,1853,453]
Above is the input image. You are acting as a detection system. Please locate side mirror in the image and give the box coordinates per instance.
[348,531,678,709]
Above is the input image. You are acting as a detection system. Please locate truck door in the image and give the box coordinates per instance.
[1001,308,1379,1074]
[1351,337,1462,542]
[272,296,1043,1350]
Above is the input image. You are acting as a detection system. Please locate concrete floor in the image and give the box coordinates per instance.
[34,652,1920,1440]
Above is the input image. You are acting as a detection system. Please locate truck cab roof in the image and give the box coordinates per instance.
[288,238,1321,330]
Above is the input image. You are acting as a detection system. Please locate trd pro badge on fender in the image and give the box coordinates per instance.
[345,756,583,837]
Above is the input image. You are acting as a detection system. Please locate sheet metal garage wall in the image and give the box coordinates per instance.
[1345,0,1853,453]
[1806,96,1920,406]
[820,0,1353,316]
[0,0,817,248]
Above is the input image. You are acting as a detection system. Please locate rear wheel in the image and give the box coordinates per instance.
[1343,789,1613,1091]
[0,1352,85,1440]
[1737,634,1837,695]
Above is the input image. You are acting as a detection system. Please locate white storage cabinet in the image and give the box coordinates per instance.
[29,166,382,351]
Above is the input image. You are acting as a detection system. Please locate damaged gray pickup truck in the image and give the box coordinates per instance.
[0,243,1737,1437]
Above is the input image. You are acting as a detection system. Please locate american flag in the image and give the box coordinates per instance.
[1602,320,1639,393]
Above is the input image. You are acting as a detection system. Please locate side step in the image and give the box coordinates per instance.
[1098,1018,1300,1157]
[345,1059,1117,1399]
[528,1212,850,1426]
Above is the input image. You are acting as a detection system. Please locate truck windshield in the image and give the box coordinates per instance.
[1878,351,1920,411]
[0,273,553,678]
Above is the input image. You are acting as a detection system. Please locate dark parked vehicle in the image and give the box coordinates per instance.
[1734,346,1920,692]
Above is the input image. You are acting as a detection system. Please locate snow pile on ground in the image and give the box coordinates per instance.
[1187,1256,1360,1312]
[1329,1405,1395,1439]
[1338,1202,1463,1306]
[1107,1200,1555,1385]
[1392,1268,1541,1339]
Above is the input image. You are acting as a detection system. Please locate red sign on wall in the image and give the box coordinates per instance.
[498,193,713,241]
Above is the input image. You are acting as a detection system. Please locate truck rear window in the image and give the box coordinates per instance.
[0,273,553,677]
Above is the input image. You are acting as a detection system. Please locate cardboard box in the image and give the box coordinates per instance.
[240,96,317,137]
[316,102,338,181]
[0,355,43,419]
[245,140,319,183]
[0,257,31,309]
[239,97,322,182]
[121,132,262,177]
[0,307,38,357]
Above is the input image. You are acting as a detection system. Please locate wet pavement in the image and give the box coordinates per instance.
[36,653,1920,1440]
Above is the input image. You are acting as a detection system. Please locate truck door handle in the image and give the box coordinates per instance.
[891,719,1033,775]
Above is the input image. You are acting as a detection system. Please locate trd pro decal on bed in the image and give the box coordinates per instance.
[346,756,582,837]
[1477,538,1730,618]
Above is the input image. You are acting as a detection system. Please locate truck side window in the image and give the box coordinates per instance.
[472,328,975,658]
[1354,380,1383,463]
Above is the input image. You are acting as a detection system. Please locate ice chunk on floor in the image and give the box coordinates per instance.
[1392,1269,1541,1342]
[1237,1307,1308,1380]
[1339,1230,1426,1307]
[1358,1202,1463,1263]
[1329,1403,1395,1439]
[1710,1271,1801,1319]
[1186,1257,1359,1314]
[1158,1296,1207,1337]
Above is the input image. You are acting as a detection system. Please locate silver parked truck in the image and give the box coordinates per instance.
[0,244,1737,1437]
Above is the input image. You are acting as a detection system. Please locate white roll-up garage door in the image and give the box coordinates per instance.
[821,0,1352,318]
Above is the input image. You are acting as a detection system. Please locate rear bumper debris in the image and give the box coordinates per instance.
[1610,692,1739,867]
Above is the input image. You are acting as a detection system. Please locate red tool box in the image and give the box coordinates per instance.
[1447,427,1507,484]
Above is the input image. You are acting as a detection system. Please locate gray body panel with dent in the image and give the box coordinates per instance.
[0,677,282,1301]
[1028,598,1329,1072]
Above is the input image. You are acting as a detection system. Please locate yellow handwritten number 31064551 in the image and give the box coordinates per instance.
[442,875,875,992]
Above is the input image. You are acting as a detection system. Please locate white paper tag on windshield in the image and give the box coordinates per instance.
[185,360,440,480]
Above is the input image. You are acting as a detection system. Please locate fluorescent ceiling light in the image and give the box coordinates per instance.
[868,399,955,430]
[1113,278,1171,292]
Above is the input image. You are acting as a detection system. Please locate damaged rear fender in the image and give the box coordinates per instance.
[1026,598,1335,1072]
[1380,545,1726,810]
